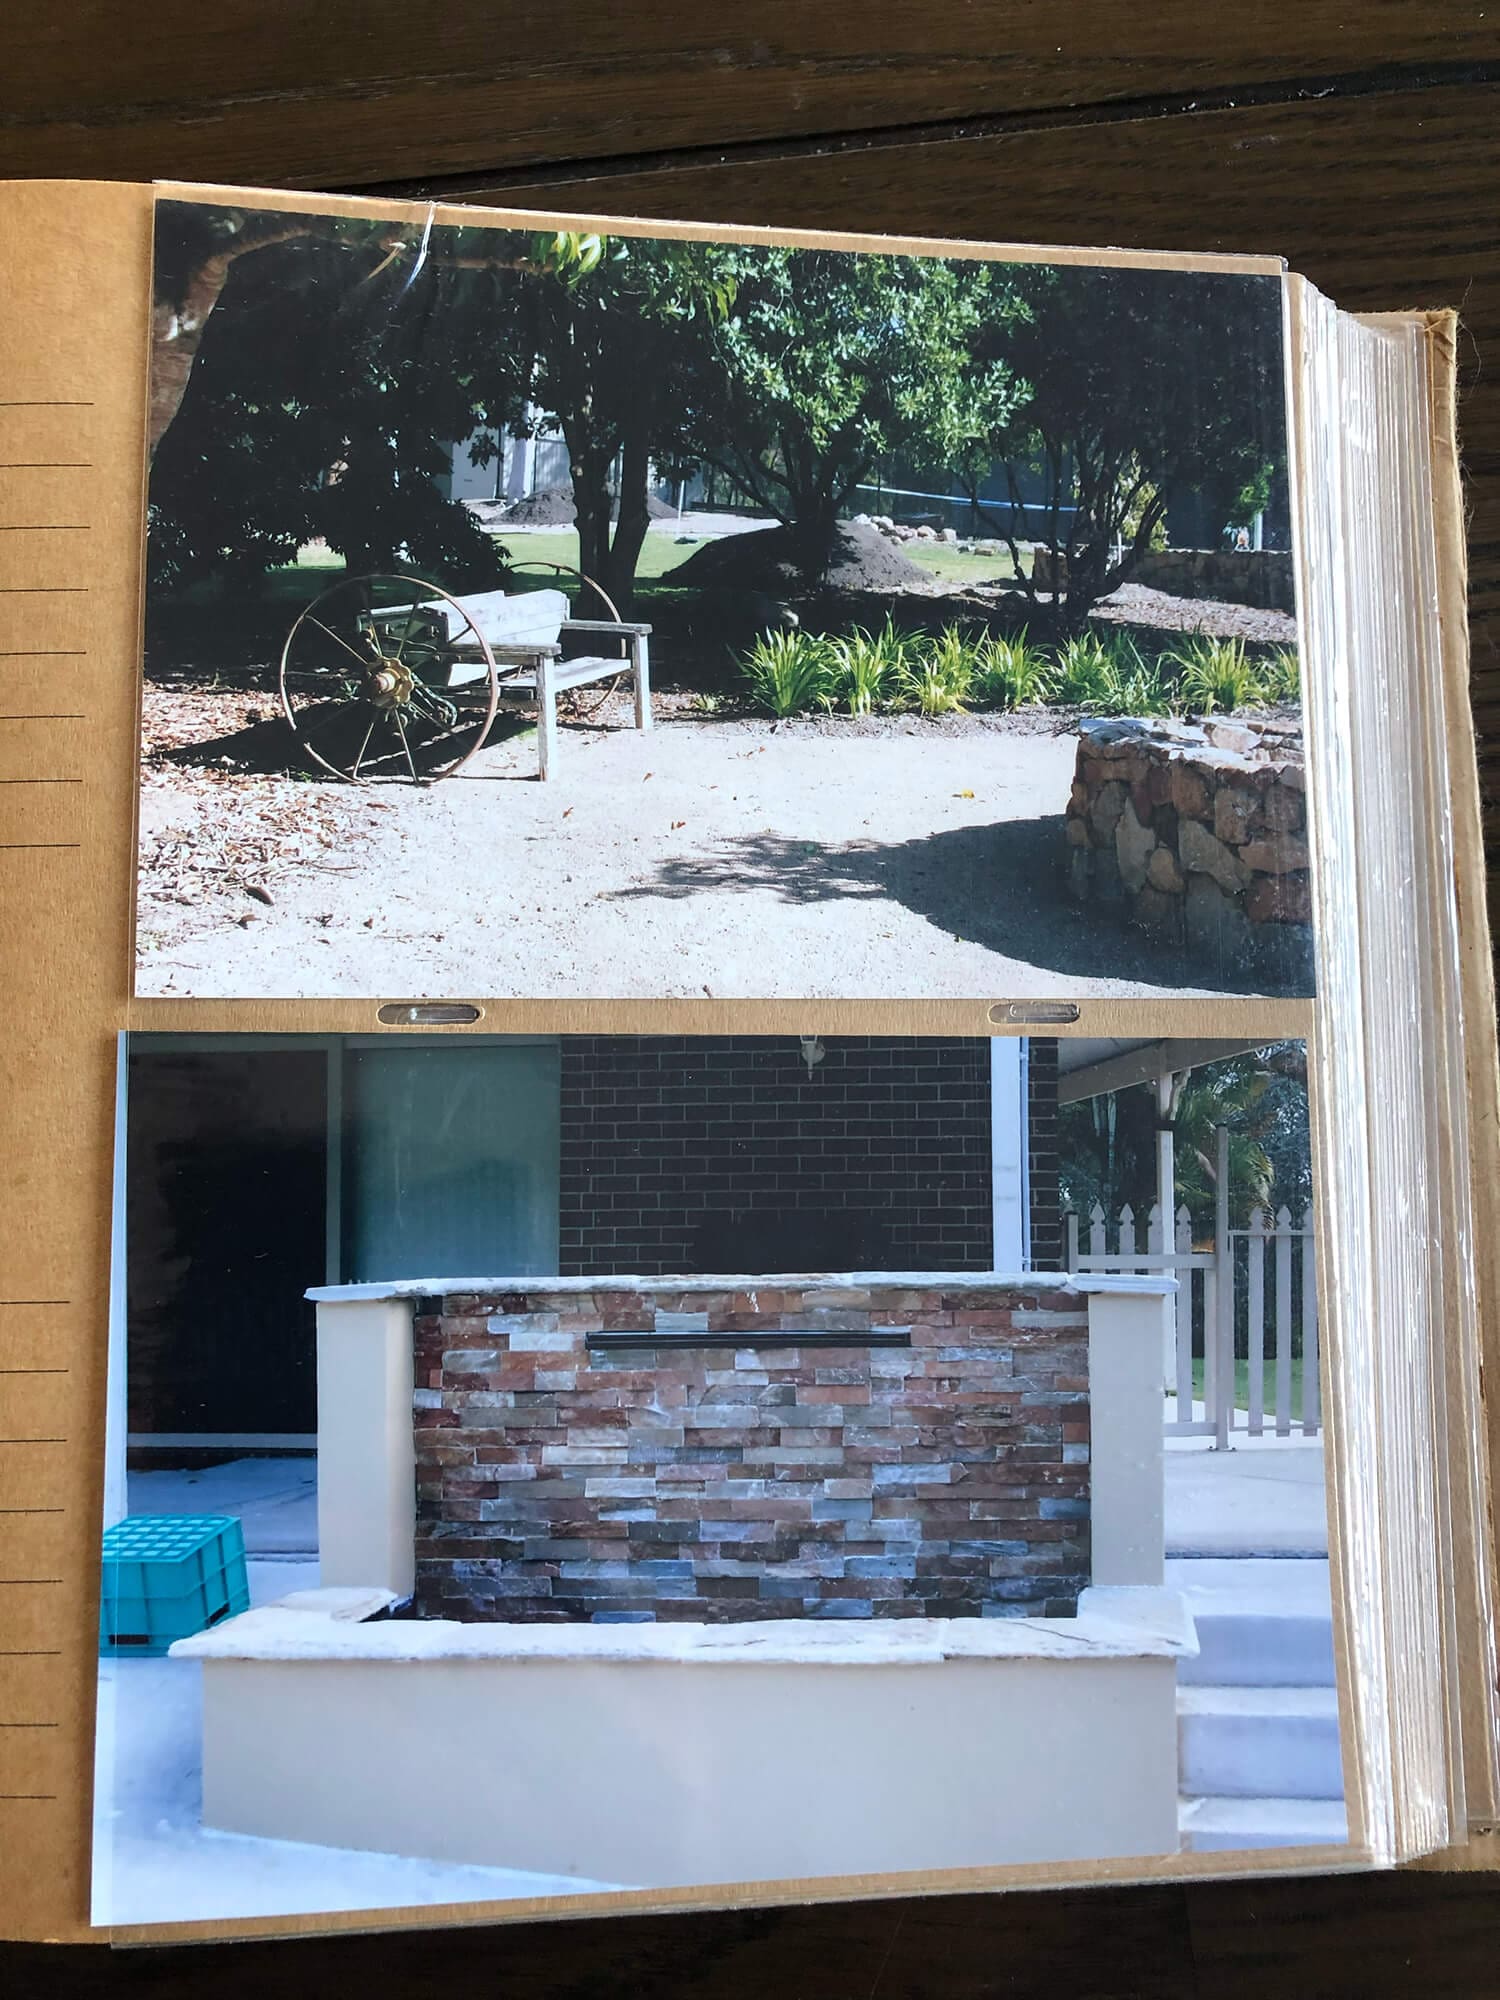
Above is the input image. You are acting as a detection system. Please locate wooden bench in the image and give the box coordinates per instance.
[380,590,652,779]
[490,619,653,780]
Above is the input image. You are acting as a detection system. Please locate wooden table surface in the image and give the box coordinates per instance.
[6,7,1500,1990]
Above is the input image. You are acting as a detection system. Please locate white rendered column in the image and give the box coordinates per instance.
[1084,1282,1170,1587]
[315,1296,416,1598]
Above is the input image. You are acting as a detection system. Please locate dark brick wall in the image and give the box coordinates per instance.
[1027,1039,1063,1271]
[558,1037,994,1275]
[413,1279,1091,1623]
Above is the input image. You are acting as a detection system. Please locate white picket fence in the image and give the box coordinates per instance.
[1064,1198,1319,1444]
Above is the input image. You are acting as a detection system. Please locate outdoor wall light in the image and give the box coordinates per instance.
[799,1035,826,1074]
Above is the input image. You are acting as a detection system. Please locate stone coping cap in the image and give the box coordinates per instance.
[171,1585,1197,1666]
[306,1270,1176,1303]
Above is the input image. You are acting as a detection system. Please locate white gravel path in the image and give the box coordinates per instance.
[135,715,1283,1000]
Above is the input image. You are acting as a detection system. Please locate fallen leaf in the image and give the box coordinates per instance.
[954,789,975,799]
[244,883,275,906]
[671,820,686,830]
[562,806,574,818]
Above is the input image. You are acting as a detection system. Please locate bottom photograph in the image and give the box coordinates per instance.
[93,1030,1344,1928]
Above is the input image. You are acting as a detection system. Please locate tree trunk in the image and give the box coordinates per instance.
[787,479,841,580]
[148,223,314,459]
[566,422,615,603]
[603,421,654,611]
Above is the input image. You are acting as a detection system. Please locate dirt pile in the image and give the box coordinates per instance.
[499,485,676,529]
[673,522,935,598]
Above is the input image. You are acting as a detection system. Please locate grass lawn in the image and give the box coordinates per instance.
[1190,1355,1309,1423]
[497,525,1023,589]
[167,525,1024,615]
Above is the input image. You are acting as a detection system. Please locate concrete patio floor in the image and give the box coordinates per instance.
[1165,1433,1328,1559]
[93,1550,621,1926]
[99,1442,1330,1918]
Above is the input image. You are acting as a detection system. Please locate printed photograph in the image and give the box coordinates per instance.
[94,1031,1343,1926]
[137,200,1309,1000]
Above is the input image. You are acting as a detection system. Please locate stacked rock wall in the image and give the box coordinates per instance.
[1065,716,1313,985]
[412,1278,1090,1624]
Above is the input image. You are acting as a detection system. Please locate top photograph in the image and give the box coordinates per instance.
[135,197,1309,1001]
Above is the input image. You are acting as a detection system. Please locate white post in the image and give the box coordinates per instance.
[103,1033,130,1529]
[632,630,654,734]
[537,655,558,779]
[1247,1208,1267,1437]
[1213,1122,1233,1450]
[989,1037,1027,1270]
[1174,1206,1194,1417]
[1302,1208,1321,1436]
[1275,1205,1294,1436]
[1085,1283,1169,1587]
[1155,1072,1176,1389]
[315,1296,417,1599]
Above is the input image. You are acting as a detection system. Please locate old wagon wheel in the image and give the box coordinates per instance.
[507,558,628,719]
[278,572,501,784]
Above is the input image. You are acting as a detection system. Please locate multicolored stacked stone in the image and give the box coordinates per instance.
[410,1279,1090,1624]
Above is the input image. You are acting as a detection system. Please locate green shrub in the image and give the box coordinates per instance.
[1052,632,1117,704]
[903,624,975,715]
[741,628,834,716]
[1262,645,1301,703]
[971,630,1053,709]
[827,618,911,716]
[1165,634,1266,713]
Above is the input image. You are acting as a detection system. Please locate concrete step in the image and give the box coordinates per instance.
[1168,1557,1335,1687]
[1179,1794,1349,1853]
[1178,1685,1344,1800]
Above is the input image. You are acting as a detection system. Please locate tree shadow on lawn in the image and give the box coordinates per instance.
[606,814,1314,997]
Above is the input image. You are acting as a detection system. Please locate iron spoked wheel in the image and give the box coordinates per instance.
[277,573,501,784]
[507,558,628,720]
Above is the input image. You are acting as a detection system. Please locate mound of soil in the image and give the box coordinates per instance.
[500,485,676,529]
[501,484,578,527]
[673,521,935,598]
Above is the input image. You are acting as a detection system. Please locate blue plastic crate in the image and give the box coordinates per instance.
[100,1514,250,1657]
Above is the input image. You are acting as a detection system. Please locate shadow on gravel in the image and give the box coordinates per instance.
[607,814,1313,997]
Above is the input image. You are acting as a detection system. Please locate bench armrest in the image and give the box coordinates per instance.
[487,640,562,660]
[560,618,653,636]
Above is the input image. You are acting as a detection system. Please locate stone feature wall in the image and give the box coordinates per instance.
[1065,716,1313,986]
[412,1280,1090,1624]
[558,1037,995,1275]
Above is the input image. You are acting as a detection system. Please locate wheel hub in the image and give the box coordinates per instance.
[368,656,417,709]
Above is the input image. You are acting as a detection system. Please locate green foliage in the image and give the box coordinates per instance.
[965,264,1287,622]
[827,619,910,715]
[149,204,544,592]
[1058,1043,1311,1234]
[1166,634,1266,714]
[1262,646,1301,703]
[515,235,744,604]
[1051,632,1117,704]
[690,249,1023,556]
[741,629,833,716]
[737,616,1291,721]
[528,230,606,281]
[970,630,1053,709]
[902,625,975,715]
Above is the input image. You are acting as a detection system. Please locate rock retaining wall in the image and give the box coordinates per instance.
[1003,545,1295,612]
[412,1279,1090,1624]
[1065,716,1313,985]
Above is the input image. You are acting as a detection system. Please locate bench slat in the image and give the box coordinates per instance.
[500,656,632,692]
